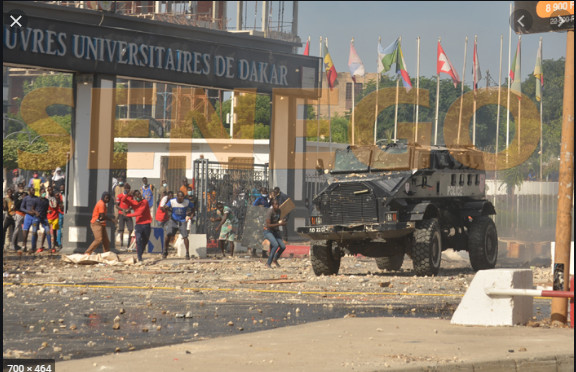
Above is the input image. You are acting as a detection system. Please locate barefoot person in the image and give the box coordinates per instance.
[211,202,238,257]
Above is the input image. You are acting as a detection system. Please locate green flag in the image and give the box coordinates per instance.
[534,39,543,102]
[510,38,521,98]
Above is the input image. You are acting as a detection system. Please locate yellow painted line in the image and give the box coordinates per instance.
[3,281,463,298]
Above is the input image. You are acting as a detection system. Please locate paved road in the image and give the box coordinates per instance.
[54,316,574,372]
[3,251,570,371]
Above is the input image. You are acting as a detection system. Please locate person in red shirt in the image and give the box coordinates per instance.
[115,183,134,250]
[85,192,115,255]
[122,190,152,263]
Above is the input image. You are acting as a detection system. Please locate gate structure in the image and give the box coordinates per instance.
[193,159,269,240]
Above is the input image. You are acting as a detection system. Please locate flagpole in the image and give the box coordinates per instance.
[415,36,420,144]
[326,37,332,153]
[506,2,512,165]
[517,35,521,154]
[457,36,468,145]
[495,34,503,209]
[434,37,441,146]
[394,36,401,143]
[538,37,543,227]
[374,37,381,145]
[317,36,322,163]
[351,38,356,146]
[394,80,399,142]
[473,35,478,146]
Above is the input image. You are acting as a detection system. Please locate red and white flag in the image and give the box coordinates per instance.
[348,39,365,83]
[437,41,460,88]
[303,36,310,56]
[473,37,482,94]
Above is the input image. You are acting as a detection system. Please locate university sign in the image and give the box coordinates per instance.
[3,15,320,93]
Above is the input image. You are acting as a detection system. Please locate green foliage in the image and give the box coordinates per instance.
[22,73,72,95]
[254,94,271,125]
[22,73,73,116]
[253,123,270,139]
[331,116,349,143]
[114,119,150,137]
[114,142,128,153]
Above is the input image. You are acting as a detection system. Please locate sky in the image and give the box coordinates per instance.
[228,1,569,83]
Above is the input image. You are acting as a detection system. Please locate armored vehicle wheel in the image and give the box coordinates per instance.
[412,218,442,276]
[310,241,341,276]
[375,253,404,271]
[468,216,498,271]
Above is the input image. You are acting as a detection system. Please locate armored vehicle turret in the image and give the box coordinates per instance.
[298,143,498,276]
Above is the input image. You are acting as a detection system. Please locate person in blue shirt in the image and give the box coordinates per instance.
[141,177,155,209]
[252,188,270,208]
[20,187,41,253]
[162,191,193,259]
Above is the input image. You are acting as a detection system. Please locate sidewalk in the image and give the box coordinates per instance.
[56,317,573,372]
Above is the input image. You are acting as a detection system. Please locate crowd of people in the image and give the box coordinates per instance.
[3,168,66,254]
[100,177,197,263]
[4,171,291,268]
[91,179,290,266]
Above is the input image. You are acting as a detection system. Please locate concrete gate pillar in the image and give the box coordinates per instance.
[61,74,116,254]
[270,91,308,241]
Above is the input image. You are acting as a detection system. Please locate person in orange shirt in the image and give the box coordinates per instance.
[85,192,116,255]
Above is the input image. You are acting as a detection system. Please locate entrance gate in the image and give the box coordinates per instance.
[3,1,319,252]
[193,158,269,241]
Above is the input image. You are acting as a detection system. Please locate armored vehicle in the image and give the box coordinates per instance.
[298,143,498,277]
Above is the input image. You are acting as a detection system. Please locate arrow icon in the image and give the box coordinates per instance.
[558,16,566,27]
[517,14,525,27]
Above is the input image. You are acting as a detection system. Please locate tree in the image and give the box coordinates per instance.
[22,73,73,117]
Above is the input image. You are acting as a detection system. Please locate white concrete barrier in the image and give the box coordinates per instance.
[176,234,207,258]
[451,269,533,326]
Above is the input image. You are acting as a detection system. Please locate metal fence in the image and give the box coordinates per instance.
[193,159,269,240]
[491,194,572,241]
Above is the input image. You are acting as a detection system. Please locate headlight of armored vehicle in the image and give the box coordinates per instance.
[385,212,397,222]
[310,216,323,225]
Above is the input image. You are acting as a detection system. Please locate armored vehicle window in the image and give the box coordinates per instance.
[475,174,480,185]
[459,174,465,186]
[372,144,411,171]
[451,174,457,186]
[332,147,371,172]
[433,151,453,169]
[468,174,473,186]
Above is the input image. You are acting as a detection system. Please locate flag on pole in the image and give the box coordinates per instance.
[348,39,365,83]
[377,38,398,74]
[323,39,337,90]
[303,36,310,56]
[510,38,522,98]
[534,39,543,101]
[473,37,482,93]
[396,40,412,90]
[437,41,460,88]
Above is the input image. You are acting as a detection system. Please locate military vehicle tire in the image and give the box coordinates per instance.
[375,253,404,271]
[412,218,442,276]
[310,241,340,276]
[468,216,498,271]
